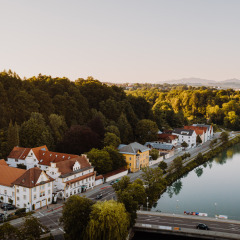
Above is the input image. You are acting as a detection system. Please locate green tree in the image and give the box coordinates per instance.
[196,135,202,144]
[85,200,130,240]
[0,222,20,240]
[150,149,159,160]
[220,131,229,143]
[136,119,158,144]
[20,112,54,149]
[20,216,48,240]
[173,156,183,171]
[103,132,121,148]
[60,196,93,240]
[49,114,68,144]
[195,152,204,164]
[105,125,120,138]
[181,141,188,149]
[141,167,165,206]
[117,113,133,144]
[7,120,19,153]
[87,148,112,174]
[103,146,126,170]
[158,161,168,173]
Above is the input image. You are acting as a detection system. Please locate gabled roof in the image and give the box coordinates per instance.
[8,146,48,160]
[173,128,195,136]
[13,167,54,188]
[145,142,175,150]
[157,133,178,140]
[184,126,207,135]
[0,165,26,187]
[0,159,8,166]
[38,150,78,166]
[192,124,212,130]
[118,142,150,155]
[55,156,92,176]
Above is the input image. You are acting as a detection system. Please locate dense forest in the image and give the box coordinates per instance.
[1,70,239,163]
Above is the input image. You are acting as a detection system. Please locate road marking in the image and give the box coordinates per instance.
[59,227,65,232]
[39,212,44,216]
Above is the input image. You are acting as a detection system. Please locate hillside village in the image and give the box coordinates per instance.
[0,124,213,211]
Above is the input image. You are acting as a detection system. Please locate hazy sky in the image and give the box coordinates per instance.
[1,0,240,83]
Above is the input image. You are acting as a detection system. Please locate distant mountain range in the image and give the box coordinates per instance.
[161,78,240,89]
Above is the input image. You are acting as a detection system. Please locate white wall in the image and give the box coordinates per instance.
[149,156,163,166]
[105,170,128,182]
[0,185,15,204]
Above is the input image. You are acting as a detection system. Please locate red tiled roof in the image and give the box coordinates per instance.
[65,172,95,184]
[95,175,103,180]
[0,159,8,166]
[8,146,48,160]
[0,165,26,187]
[13,167,54,188]
[38,150,78,166]
[184,126,207,135]
[158,133,178,140]
[55,156,91,175]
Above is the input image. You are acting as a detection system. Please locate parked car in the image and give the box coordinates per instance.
[196,223,210,230]
[96,194,103,200]
[110,179,120,185]
[1,203,16,210]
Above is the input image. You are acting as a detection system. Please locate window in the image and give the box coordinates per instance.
[17,189,19,193]
[23,188,26,192]
[48,183,50,187]
[129,157,131,160]
[48,198,51,202]
[129,163,131,166]
[17,197,19,201]
[34,195,36,200]
[33,187,36,192]
[23,195,26,200]
[15,159,18,162]
[24,204,26,208]
[48,190,50,194]
[4,190,7,194]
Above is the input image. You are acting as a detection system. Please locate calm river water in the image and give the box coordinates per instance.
[152,143,240,220]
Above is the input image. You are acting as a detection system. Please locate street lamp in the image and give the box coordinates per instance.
[176,200,179,214]
[214,202,217,218]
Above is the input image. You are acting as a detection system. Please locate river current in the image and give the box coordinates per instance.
[152,143,240,220]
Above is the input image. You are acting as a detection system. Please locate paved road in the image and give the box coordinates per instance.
[136,211,240,236]
[3,132,239,238]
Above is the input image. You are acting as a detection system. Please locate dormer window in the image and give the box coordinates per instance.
[43,153,45,155]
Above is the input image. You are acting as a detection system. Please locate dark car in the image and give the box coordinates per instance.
[96,194,103,200]
[196,223,210,230]
[1,204,16,210]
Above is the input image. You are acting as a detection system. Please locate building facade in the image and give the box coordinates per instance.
[118,142,150,173]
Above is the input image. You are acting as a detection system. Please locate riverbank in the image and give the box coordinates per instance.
[162,135,240,196]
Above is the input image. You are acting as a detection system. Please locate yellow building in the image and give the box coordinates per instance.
[118,142,150,173]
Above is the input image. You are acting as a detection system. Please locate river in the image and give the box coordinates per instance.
[152,143,240,220]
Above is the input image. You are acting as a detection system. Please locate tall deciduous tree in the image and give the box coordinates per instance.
[20,112,54,149]
[117,113,133,144]
[103,132,121,148]
[85,200,130,240]
[0,222,20,240]
[7,120,19,153]
[20,216,48,240]
[87,148,112,174]
[136,119,158,144]
[60,196,93,240]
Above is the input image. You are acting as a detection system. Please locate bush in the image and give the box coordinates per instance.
[15,208,26,216]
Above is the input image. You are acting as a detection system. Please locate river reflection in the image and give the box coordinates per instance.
[153,143,240,220]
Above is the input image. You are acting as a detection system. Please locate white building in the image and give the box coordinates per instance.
[172,128,197,148]
[192,124,213,140]
[46,155,95,200]
[13,167,54,210]
[0,162,54,210]
[7,146,79,171]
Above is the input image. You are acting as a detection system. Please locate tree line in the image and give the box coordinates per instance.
[0,70,187,172]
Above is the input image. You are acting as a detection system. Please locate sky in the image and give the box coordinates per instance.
[1,0,240,83]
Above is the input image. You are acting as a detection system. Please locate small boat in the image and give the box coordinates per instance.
[184,211,208,217]
[215,215,228,219]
